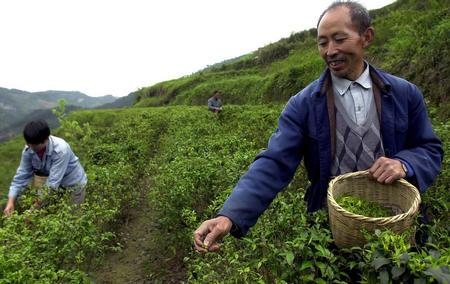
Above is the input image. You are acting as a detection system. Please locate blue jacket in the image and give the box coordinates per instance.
[219,66,443,238]
[9,135,88,198]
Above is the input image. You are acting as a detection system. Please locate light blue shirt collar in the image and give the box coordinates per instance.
[331,63,372,96]
[26,137,52,156]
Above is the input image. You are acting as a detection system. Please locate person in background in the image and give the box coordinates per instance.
[208,90,223,113]
[194,1,443,252]
[3,120,88,216]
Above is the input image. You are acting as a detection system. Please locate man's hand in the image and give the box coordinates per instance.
[3,197,16,217]
[369,157,406,184]
[193,216,233,253]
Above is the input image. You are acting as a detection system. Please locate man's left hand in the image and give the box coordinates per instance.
[368,157,406,184]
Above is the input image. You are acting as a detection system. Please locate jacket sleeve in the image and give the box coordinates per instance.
[9,147,34,198]
[46,145,71,189]
[392,84,443,192]
[218,95,307,237]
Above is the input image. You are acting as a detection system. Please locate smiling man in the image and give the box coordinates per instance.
[3,120,87,216]
[193,1,443,252]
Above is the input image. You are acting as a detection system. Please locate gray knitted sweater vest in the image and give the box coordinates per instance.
[331,93,384,176]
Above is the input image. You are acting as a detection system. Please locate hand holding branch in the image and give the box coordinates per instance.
[193,216,232,253]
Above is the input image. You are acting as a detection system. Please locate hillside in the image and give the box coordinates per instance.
[0,105,81,142]
[0,88,116,112]
[0,88,117,141]
[95,92,138,109]
[135,0,449,119]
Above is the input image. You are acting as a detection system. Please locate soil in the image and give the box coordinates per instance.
[90,128,185,283]
[90,189,186,283]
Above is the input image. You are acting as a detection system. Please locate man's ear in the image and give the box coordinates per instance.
[362,27,375,48]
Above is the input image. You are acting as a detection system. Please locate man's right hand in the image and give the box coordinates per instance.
[3,197,15,217]
[193,216,233,253]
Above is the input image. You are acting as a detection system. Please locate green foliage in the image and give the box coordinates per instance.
[337,195,392,217]
[0,137,23,202]
[0,104,448,282]
[256,42,291,65]
[171,75,267,105]
[53,99,93,154]
[148,106,281,246]
[135,76,207,107]
[343,229,450,284]
[368,0,450,115]
[0,106,169,281]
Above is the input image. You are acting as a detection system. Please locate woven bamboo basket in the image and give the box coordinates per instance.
[327,170,421,248]
[32,175,48,188]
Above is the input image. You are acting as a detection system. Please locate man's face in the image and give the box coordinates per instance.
[27,140,47,152]
[317,6,372,81]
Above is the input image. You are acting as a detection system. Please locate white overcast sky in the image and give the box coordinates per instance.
[0,0,395,97]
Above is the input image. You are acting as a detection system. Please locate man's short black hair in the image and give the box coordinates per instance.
[317,1,371,35]
[23,120,51,144]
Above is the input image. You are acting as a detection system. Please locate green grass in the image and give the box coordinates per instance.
[0,136,24,202]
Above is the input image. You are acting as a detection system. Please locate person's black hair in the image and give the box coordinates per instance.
[23,120,50,144]
[317,1,371,35]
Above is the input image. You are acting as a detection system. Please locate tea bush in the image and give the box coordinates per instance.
[0,107,169,282]
[0,105,448,282]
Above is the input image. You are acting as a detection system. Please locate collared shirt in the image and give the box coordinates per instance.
[330,64,414,176]
[208,97,222,110]
[331,63,373,126]
[9,135,87,198]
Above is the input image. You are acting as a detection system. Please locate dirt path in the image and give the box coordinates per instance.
[91,186,186,283]
[90,126,186,283]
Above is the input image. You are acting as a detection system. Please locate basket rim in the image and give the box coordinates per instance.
[327,170,421,225]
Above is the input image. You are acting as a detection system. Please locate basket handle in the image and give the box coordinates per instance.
[357,169,409,184]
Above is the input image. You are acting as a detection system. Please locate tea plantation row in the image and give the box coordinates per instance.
[0,105,448,283]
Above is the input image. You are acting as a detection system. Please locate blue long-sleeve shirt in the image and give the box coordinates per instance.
[208,97,222,111]
[9,135,87,198]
